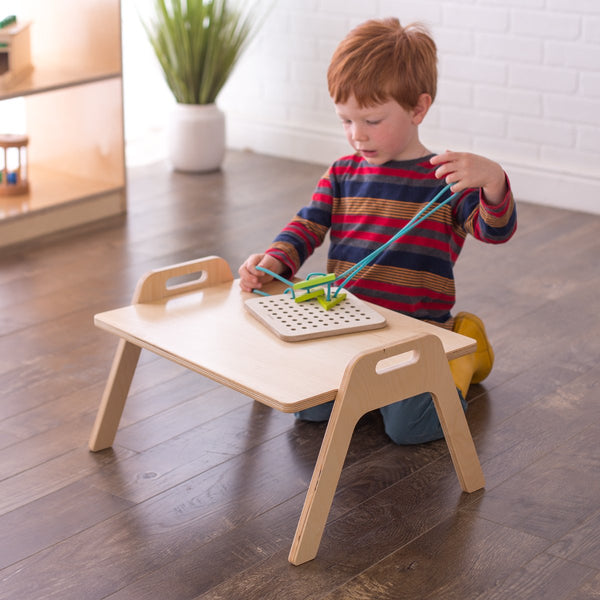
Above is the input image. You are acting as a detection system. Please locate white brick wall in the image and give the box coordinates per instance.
[123,0,600,214]
[214,0,600,214]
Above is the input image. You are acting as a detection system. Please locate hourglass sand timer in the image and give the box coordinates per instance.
[0,133,29,195]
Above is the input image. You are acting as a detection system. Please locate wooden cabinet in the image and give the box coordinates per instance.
[0,0,125,249]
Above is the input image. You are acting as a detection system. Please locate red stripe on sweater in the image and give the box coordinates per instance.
[354,278,454,303]
[332,213,452,232]
[313,192,333,205]
[282,223,320,248]
[330,164,434,180]
[353,292,453,315]
[331,229,455,256]
[265,249,296,274]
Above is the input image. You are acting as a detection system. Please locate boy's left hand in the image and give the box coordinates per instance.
[430,151,507,206]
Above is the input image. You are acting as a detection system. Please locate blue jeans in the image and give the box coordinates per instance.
[295,390,467,445]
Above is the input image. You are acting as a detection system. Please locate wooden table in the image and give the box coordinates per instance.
[89,256,485,565]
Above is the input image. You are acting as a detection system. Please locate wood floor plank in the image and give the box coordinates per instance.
[0,444,133,516]
[548,508,600,570]
[0,338,116,419]
[464,387,600,542]
[0,480,133,570]
[116,384,254,452]
[0,357,200,441]
[563,571,600,600]
[87,402,301,504]
[319,523,587,600]
[470,553,595,600]
[465,353,588,443]
[0,414,388,600]
[0,413,97,480]
[102,497,303,600]
[0,429,19,451]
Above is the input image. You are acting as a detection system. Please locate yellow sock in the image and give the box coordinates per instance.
[448,312,494,398]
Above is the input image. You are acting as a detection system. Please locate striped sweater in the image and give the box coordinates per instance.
[265,153,517,326]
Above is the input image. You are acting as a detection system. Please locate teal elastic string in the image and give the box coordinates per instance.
[252,289,271,297]
[255,265,295,287]
[338,183,453,281]
[334,189,457,296]
[333,184,459,297]
[252,265,297,297]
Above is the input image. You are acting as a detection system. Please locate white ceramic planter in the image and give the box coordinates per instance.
[167,103,225,172]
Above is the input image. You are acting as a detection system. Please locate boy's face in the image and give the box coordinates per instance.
[334,95,428,164]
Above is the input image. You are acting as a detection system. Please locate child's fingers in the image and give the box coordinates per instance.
[431,151,461,181]
[434,162,461,184]
[238,255,267,290]
[429,149,454,165]
[239,255,285,292]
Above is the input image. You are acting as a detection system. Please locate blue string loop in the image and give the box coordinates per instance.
[333,184,459,297]
[252,265,296,298]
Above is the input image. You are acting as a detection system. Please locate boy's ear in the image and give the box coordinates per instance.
[411,93,432,125]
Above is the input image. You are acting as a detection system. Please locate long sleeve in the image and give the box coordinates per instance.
[452,176,517,244]
[265,169,334,276]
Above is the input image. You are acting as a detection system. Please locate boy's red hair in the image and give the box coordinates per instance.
[327,18,437,110]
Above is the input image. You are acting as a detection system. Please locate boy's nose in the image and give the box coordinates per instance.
[352,124,368,142]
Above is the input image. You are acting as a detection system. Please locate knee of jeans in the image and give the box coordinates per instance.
[294,400,334,422]
[382,389,467,445]
[383,419,443,445]
[379,392,443,445]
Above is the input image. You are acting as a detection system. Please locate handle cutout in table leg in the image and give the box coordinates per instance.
[166,270,209,292]
[134,256,234,303]
[375,350,419,375]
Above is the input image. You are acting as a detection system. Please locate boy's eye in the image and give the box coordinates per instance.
[366,120,381,125]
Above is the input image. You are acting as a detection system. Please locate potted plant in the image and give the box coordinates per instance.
[144,0,265,172]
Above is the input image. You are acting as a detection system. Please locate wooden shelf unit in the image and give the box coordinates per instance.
[0,0,126,249]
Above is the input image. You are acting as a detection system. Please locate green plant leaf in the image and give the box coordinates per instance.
[143,0,267,105]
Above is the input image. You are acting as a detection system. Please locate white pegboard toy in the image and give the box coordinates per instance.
[245,288,386,341]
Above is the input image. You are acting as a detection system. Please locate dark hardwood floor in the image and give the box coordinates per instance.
[0,150,599,599]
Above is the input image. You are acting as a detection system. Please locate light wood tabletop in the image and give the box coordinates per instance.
[94,277,476,414]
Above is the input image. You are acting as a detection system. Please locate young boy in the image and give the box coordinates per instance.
[239,18,516,445]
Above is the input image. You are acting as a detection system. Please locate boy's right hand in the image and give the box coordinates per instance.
[238,254,285,292]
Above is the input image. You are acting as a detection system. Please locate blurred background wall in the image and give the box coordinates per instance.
[122,0,600,213]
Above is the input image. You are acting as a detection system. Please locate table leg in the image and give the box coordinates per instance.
[90,256,234,452]
[88,339,141,451]
[430,374,486,494]
[288,333,485,565]
[288,393,358,565]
